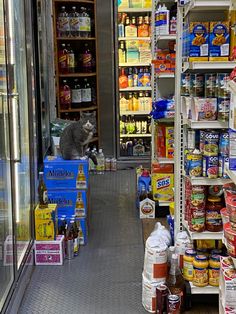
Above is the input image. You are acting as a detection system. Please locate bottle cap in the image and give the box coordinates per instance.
[99,149,103,153]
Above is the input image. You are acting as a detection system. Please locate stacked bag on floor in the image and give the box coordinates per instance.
[142,223,171,313]
[44,156,89,245]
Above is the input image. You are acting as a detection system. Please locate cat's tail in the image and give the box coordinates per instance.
[85,150,98,165]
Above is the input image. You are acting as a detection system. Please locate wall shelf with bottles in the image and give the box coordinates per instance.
[117,2,152,159]
[53,0,99,146]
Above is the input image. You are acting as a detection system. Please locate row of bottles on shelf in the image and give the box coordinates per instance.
[88,147,117,174]
[58,43,95,74]
[120,92,152,112]
[120,138,151,156]
[118,39,151,64]
[57,6,93,38]
[59,78,96,110]
[120,115,151,135]
[118,13,151,38]
[119,67,151,88]
[155,3,177,35]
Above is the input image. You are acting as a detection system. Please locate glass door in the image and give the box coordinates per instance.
[5,0,31,269]
[0,0,14,311]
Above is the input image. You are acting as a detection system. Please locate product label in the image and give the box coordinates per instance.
[140,198,155,219]
[193,267,208,286]
[70,17,80,32]
[71,89,82,103]
[206,210,222,226]
[183,260,194,280]
[208,267,220,286]
[58,17,70,32]
[81,88,91,102]
[67,53,75,69]
[79,17,91,32]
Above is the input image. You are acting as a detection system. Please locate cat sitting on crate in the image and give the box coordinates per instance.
[60,112,97,164]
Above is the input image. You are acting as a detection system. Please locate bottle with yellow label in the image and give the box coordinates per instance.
[193,255,209,287]
[76,164,87,189]
[75,192,85,217]
[209,255,220,287]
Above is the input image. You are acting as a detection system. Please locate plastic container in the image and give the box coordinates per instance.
[183,249,197,281]
[205,196,223,232]
[138,169,151,193]
[159,4,169,35]
[209,255,220,286]
[192,255,209,287]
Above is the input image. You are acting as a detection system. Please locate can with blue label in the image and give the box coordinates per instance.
[199,130,205,153]
[219,131,229,156]
[203,155,219,178]
[218,97,230,122]
[219,155,229,178]
[204,130,219,157]
[186,152,203,177]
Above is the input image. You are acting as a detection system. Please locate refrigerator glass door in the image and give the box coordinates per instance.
[6,0,31,269]
[0,0,14,311]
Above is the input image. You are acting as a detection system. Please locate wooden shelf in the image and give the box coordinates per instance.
[54,0,94,3]
[56,37,96,41]
[60,106,97,112]
[59,72,96,78]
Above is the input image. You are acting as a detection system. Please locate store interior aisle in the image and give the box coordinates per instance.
[18,170,147,314]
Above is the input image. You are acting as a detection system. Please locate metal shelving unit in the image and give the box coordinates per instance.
[174,0,233,296]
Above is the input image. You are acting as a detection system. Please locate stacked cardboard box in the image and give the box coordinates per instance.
[44,156,89,245]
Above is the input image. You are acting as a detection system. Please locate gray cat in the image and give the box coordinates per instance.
[60,112,96,160]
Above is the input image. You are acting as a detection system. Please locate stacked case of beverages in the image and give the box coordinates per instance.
[44,156,89,248]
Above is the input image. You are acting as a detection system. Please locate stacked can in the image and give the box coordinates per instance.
[218,131,229,179]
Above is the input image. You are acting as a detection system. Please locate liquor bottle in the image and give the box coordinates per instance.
[71,79,82,108]
[144,91,152,111]
[79,7,91,38]
[118,41,126,63]
[141,120,147,134]
[67,44,75,73]
[81,43,92,73]
[76,164,87,189]
[81,78,92,103]
[133,67,138,87]
[118,13,126,37]
[133,92,139,111]
[75,192,85,217]
[138,16,149,37]
[124,16,131,37]
[38,172,48,209]
[119,93,129,111]
[144,15,150,36]
[166,253,186,311]
[128,68,133,87]
[70,220,79,257]
[128,92,133,111]
[59,80,71,110]
[66,223,74,260]
[58,43,68,74]
[139,91,145,111]
[119,68,128,89]
[70,6,80,37]
[57,6,70,37]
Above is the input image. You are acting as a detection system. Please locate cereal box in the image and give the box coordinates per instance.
[44,156,89,190]
[48,190,87,218]
[209,21,230,61]
[193,97,217,121]
[189,22,209,61]
[152,173,174,202]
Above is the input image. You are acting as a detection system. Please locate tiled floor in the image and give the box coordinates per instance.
[18,170,219,314]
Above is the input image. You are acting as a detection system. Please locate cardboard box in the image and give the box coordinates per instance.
[34,235,65,266]
[189,22,209,61]
[152,173,174,202]
[48,190,87,218]
[165,127,174,159]
[156,125,166,158]
[229,129,236,170]
[44,156,89,190]
[209,21,230,61]
[35,204,57,241]
[151,163,174,174]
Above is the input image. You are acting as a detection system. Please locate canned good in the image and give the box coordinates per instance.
[190,74,204,97]
[219,131,229,156]
[204,131,219,156]
[217,73,230,98]
[190,207,205,232]
[205,73,217,97]
[199,130,205,153]
[187,130,196,150]
[218,97,230,122]
[209,255,220,287]
[193,255,209,287]
[183,249,197,281]
[167,295,181,314]
[156,284,168,314]
[181,73,192,96]
[105,158,111,171]
[203,156,219,179]
[186,152,203,177]
[111,158,117,171]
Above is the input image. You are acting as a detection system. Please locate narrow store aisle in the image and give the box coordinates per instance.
[18,170,147,314]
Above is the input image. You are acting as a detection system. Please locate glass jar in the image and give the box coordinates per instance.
[183,249,197,281]
[209,255,220,286]
[205,196,223,232]
[193,255,209,287]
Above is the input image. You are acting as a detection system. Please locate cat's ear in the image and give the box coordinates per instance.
[92,111,96,117]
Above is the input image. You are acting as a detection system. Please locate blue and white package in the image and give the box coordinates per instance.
[219,131,229,156]
[153,98,175,112]
[151,110,175,120]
